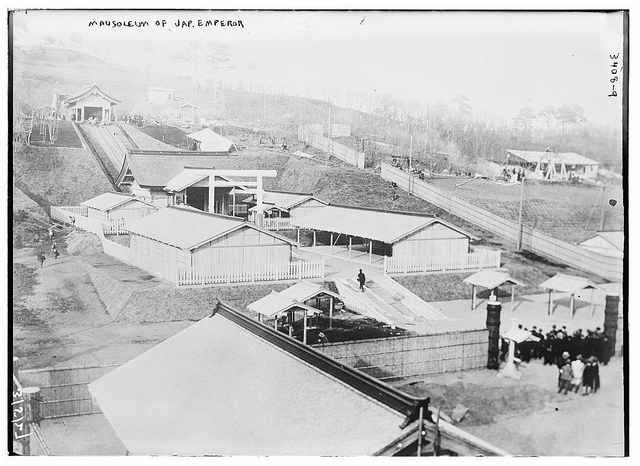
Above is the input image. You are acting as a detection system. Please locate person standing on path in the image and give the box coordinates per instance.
[51,242,59,259]
[558,360,574,395]
[357,269,366,292]
[37,250,46,268]
[48,227,55,243]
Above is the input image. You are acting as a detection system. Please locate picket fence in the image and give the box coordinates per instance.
[298,125,365,169]
[380,163,623,281]
[178,259,325,285]
[383,250,501,274]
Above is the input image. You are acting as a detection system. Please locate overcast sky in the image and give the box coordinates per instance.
[12,9,624,128]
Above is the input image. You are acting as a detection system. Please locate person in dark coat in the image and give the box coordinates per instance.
[542,333,556,365]
[357,269,366,291]
[582,356,600,395]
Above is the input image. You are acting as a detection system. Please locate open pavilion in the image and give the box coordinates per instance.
[463,270,525,311]
[539,273,600,319]
[247,281,343,344]
[292,205,475,267]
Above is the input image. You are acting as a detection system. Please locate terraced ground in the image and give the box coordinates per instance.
[425,177,624,244]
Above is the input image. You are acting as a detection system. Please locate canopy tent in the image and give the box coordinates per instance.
[539,273,600,319]
[463,270,525,310]
[187,128,237,153]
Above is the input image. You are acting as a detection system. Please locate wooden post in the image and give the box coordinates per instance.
[303,310,308,344]
[313,230,316,248]
[329,297,334,329]
[369,239,373,264]
[256,176,264,228]
[570,293,575,319]
[349,236,352,259]
[511,284,515,311]
[548,290,553,316]
[590,288,595,318]
[471,285,476,310]
[330,232,334,256]
[274,317,278,330]
[297,228,300,244]
[208,175,215,214]
[516,177,525,250]
[416,405,424,457]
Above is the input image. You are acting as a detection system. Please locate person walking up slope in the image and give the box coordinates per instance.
[357,269,366,292]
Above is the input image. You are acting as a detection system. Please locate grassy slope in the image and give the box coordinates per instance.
[13,145,114,213]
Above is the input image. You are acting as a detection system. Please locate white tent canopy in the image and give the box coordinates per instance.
[187,128,237,152]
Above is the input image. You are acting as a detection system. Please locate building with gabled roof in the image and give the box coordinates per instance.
[119,150,241,206]
[245,190,328,223]
[88,302,508,456]
[80,191,158,224]
[577,231,624,259]
[292,204,477,263]
[125,206,297,271]
[63,83,120,123]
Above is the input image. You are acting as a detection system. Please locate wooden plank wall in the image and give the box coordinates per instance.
[381,163,623,281]
[19,364,120,419]
[313,330,489,380]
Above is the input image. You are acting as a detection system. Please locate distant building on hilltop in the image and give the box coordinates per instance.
[147,87,174,105]
[505,149,600,181]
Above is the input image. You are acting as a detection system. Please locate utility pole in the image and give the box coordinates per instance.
[516,177,525,250]
[599,184,607,231]
[328,104,332,156]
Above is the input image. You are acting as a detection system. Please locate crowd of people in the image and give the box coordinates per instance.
[500,325,609,397]
[500,167,525,182]
[503,325,612,367]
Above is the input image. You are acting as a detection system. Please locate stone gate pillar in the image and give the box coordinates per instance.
[486,297,502,370]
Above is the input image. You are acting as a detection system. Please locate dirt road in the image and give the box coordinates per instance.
[12,242,191,369]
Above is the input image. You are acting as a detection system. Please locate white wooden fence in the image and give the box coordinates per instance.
[51,206,129,236]
[178,259,325,285]
[380,163,623,281]
[383,250,501,275]
[298,125,365,169]
[51,206,325,286]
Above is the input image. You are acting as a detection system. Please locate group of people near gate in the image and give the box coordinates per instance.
[557,352,601,396]
[502,324,612,367]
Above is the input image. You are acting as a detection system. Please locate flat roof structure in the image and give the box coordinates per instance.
[88,302,507,456]
[506,150,600,166]
[292,205,476,244]
[125,206,296,251]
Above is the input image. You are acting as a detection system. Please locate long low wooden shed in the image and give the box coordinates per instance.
[292,204,476,262]
[124,206,297,272]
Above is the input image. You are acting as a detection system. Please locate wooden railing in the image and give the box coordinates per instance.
[383,250,501,275]
[380,163,623,281]
[178,259,325,285]
[258,217,294,231]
